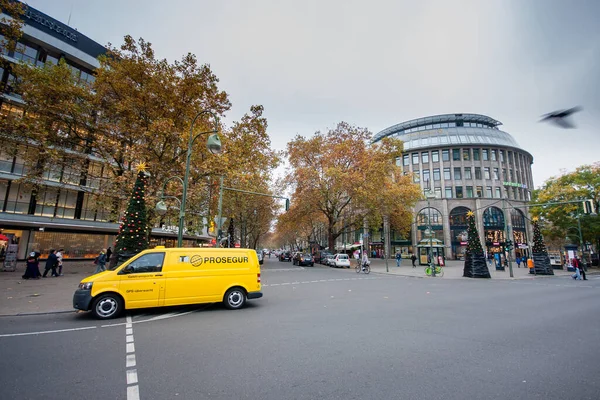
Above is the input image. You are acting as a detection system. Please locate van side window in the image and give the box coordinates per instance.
[121,253,165,274]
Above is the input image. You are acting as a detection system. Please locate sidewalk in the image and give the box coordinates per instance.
[0,261,96,316]
[367,258,582,280]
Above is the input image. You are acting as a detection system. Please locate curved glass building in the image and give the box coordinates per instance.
[373,113,534,263]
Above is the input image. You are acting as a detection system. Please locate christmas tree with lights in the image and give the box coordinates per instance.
[530,217,553,275]
[463,210,491,278]
[114,163,151,264]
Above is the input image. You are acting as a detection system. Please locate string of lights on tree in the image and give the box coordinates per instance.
[465,211,484,255]
[531,217,548,254]
[114,163,151,255]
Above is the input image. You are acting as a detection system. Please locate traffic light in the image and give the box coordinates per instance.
[209,220,215,233]
[505,240,513,252]
[583,200,596,215]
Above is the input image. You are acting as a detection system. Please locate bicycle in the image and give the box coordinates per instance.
[424,265,444,277]
[356,260,370,274]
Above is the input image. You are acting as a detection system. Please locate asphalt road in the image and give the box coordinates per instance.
[1,258,599,400]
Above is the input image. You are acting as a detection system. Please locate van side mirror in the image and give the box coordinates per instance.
[120,265,133,274]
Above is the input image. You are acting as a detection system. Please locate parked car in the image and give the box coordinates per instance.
[293,252,314,267]
[324,254,336,267]
[257,251,264,265]
[279,251,292,262]
[315,250,332,264]
[332,253,351,268]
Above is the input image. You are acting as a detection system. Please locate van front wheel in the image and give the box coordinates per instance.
[224,287,246,310]
[91,293,123,319]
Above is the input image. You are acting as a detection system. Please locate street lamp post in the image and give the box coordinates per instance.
[424,179,436,277]
[156,110,221,247]
[502,189,515,278]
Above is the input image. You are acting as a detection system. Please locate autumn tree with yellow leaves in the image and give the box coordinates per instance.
[282,122,422,251]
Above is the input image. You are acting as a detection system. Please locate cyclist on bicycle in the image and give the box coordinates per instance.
[362,253,370,271]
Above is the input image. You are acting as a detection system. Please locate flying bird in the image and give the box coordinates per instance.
[539,106,582,128]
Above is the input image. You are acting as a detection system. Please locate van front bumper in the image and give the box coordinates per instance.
[73,289,93,311]
[247,291,263,299]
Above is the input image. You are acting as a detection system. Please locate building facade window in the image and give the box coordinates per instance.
[475,167,482,180]
[491,149,497,161]
[487,187,493,198]
[422,169,430,183]
[452,149,460,161]
[482,149,489,161]
[466,186,473,198]
[444,168,451,180]
[403,154,409,166]
[473,149,480,161]
[421,152,429,164]
[456,186,463,198]
[445,187,452,198]
[412,153,419,164]
[413,170,420,183]
[431,150,439,163]
[484,167,491,180]
[500,150,505,162]
[454,167,462,180]
[464,167,472,180]
[462,149,470,161]
[493,168,499,180]
[433,168,440,181]
[442,149,450,161]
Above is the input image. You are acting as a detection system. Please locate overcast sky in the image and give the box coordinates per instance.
[26,0,599,187]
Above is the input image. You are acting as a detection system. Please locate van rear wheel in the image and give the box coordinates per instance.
[224,287,246,310]
[91,293,123,319]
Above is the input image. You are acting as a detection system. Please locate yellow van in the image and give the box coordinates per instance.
[73,247,262,319]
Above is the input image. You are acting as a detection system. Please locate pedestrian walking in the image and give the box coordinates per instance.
[42,249,59,277]
[106,247,112,263]
[22,252,41,279]
[94,249,107,274]
[411,253,417,268]
[516,256,522,268]
[56,248,64,276]
[395,251,402,267]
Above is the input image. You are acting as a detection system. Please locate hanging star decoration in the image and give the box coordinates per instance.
[467,211,474,217]
[532,217,539,222]
[135,162,147,172]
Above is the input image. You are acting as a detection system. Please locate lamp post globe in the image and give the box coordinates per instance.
[206,134,222,154]
[155,200,168,216]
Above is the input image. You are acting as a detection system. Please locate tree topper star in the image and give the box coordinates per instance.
[466,211,474,217]
[135,162,148,173]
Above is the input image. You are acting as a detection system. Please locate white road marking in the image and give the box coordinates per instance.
[126,354,137,368]
[0,326,96,338]
[126,369,139,385]
[125,314,140,400]
[127,385,140,400]
[126,343,135,353]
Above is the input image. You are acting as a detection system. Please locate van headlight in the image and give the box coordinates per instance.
[79,282,93,290]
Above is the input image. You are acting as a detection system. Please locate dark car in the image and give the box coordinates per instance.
[293,252,314,267]
[279,251,292,262]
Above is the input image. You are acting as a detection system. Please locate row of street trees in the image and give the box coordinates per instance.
[531,163,600,257]
[0,4,280,247]
[274,122,422,252]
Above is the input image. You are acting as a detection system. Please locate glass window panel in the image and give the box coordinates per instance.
[452,149,460,161]
[486,187,493,198]
[439,136,448,144]
[464,167,472,180]
[477,186,484,198]
[442,149,450,161]
[431,150,439,163]
[412,153,419,164]
[493,168,499,180]
[456,186,463,198]
[484,167,491,180]
[462,149,470,161]
[422,170,430,183]
[443,168,451,180]
[413,170,420,183]
[495,187,502,198]
[403,154,409,166]
[421,152,429,164]
[475,167,482,180]
[454,167,462,180]
[491,150,497,161]
[466,186,473,198]
[445,187,453,198]
[482,149,489,161]
[433,168,440,181]
[473,149,480,161]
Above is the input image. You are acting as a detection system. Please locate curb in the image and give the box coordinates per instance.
[0,309,74,318]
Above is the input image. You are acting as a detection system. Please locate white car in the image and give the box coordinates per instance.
[333,254,351,268]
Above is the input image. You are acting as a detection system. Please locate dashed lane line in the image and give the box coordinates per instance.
[0,326,97,338]
[126,315,140,400]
